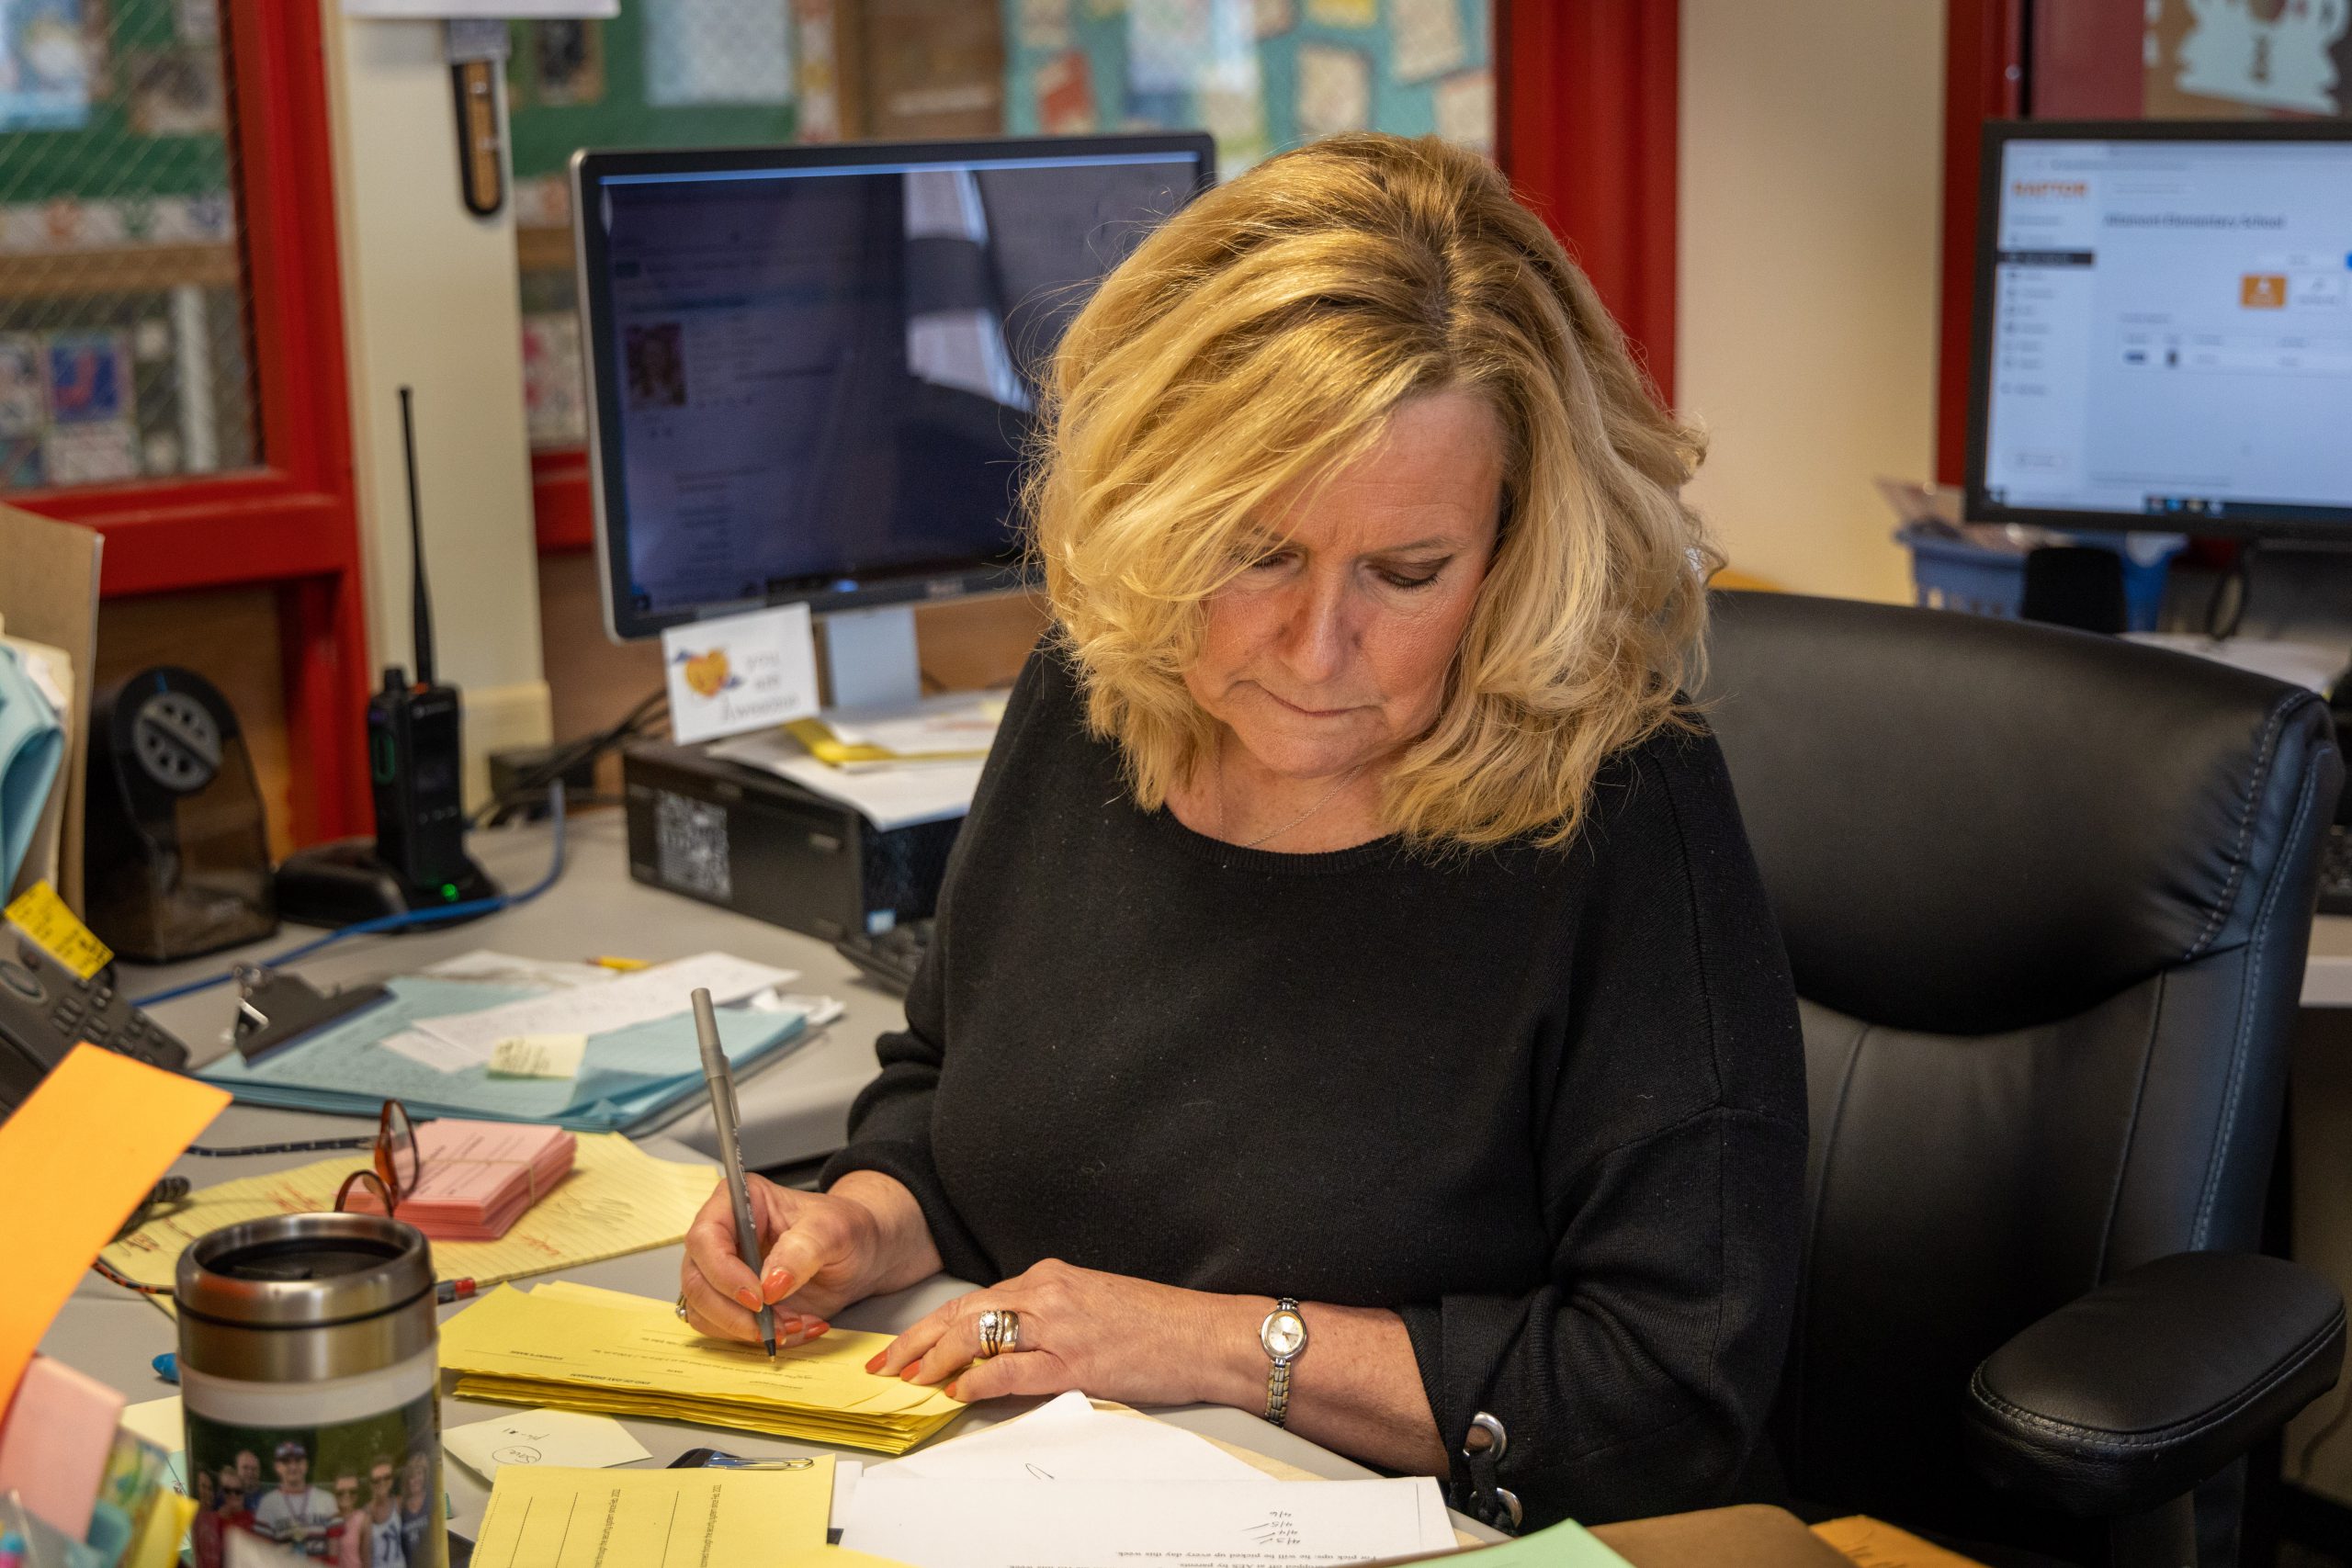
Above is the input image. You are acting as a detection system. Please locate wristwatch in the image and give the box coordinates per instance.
[1260,1298,1307,1427]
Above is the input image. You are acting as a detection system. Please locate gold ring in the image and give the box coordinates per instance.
[977,1307,1020,1358]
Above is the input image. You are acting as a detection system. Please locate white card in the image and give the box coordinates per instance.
[487,1033,588,1079]
[443,1408,650,1479]
[662,604,820,745]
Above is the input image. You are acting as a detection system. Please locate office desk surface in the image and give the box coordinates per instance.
[40,1104,1498,1546]
[2306,915,2352,1007]
[118,813,909,1172]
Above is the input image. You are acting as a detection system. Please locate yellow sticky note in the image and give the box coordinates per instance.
[120,1394,184,1451]
[473,1462,832,1567]
[488,1033,588,1079]
[124,1490,196,1568]
[5,880,110,979]
[0,1047,228,1415]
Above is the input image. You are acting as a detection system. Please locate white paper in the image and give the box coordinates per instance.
[408,952,796,1066]
[820,693,1005,757]
[488,1033,589,1080]
[831,1459,864,1529]
[121,1393,183,1451]
[422,951,618,989]
[843,1472,1453,1568]
[378,1028,484,1074]
[443,1408,651,1478]
[876,1393,1270,1485]
[663,604,821,746]
[707,728,981,831]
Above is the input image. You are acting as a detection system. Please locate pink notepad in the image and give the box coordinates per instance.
[0,1355,125,1537]
[339,1121,575,1241]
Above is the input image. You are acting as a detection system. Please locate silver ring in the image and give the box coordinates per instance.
[675,1293,691,1323]
[976,1307,1021,1358]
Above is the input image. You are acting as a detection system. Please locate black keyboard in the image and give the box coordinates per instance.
[833,919,934,998]
[2322,822,2352,917]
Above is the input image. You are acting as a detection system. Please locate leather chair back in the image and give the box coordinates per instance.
[1697,592,2341,1547]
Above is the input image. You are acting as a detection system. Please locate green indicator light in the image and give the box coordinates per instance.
[441,883,458,900]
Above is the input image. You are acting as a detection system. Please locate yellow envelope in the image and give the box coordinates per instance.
[471,1461,831,1568]
[0,1046,227,1413]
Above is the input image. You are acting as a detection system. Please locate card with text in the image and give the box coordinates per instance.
[662,604,820,745]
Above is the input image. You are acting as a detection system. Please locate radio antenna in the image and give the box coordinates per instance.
[399,386,435,689]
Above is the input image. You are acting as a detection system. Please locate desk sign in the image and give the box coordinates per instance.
[662,604,820,746]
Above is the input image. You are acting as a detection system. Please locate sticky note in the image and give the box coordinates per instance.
[443,1407,650,1477]
[488,1033,588,1079]
[0,1046,229,1415]
[0,1356,127,1537]
[5,879,110,978]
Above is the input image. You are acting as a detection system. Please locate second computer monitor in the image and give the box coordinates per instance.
[575,134,1217,642]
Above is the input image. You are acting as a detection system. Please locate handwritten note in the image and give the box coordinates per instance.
[840,1473,1454,1568]
[488,1034,587,1080]
[407,953,793,1066]
[444,1409,650,1478]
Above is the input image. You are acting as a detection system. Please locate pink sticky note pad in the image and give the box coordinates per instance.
[0,1355,126,1537]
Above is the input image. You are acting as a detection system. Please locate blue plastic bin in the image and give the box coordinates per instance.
[1896,525,2180,632]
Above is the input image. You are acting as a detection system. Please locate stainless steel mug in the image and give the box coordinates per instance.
[176,1213,445,1568]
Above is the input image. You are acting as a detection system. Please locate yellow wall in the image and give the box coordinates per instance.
[1676,0,1948,604]
[320,6,552,802]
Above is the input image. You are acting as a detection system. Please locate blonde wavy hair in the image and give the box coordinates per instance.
[1026,132,1718,849]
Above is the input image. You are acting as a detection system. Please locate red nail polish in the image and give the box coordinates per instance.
[901,1361,920,1380]
[865,1351,885,1373]
[945,1382,960,1400]
[736,1288,762,1311]
[765,1269,792,1296]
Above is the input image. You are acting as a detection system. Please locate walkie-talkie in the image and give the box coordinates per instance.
[273,387,496,927]
[368,388,470,895]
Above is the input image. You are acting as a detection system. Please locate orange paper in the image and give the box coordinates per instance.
[0,1045,228,1415]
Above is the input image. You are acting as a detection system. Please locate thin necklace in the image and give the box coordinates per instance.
[1219,747,1364,850]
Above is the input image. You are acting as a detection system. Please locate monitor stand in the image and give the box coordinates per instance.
[818,604,925,712]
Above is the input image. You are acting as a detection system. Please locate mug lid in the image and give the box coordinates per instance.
[175,1212,434,1329]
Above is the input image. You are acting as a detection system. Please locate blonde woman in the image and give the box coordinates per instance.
[683,133,1805,1530]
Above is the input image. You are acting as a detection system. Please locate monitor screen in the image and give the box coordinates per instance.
[575,135,1216,640]
[1968,122,2352,536]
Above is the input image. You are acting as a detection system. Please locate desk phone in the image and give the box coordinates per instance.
[0,936,188,1112]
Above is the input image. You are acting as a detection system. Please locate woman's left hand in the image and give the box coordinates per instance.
[872,1258,1235,1406]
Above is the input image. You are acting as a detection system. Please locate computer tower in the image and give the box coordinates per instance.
[619,741,961,941]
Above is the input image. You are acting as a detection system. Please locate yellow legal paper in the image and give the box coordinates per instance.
[470,1461,832,1568]
[5,879,110,977]
[99,1133,719,1312]
[0,1046,227,1413]
[440,1285,965,1455]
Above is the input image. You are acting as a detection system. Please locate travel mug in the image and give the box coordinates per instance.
[175,1212,445,1568]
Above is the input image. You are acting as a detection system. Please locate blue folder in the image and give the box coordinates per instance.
[198,977,808,1133]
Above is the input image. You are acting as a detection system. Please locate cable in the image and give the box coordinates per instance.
[471,688,666,829]
[130,781,571,1010]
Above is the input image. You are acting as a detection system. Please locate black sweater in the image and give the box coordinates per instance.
[821,648,1807,1528]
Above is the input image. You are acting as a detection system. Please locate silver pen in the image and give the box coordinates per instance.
[693,986,776,1359]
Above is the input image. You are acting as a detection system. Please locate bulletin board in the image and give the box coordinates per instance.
[999,0,1493,175]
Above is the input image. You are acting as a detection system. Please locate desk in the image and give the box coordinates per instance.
[2303,916,2352,1008]
[37,1103,1501,1549]
[117,814,910,1173]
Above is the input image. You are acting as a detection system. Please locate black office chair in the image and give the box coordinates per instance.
[1699,591,2348,1568]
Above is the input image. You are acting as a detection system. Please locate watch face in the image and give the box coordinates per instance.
[1262,1309,1306,1359]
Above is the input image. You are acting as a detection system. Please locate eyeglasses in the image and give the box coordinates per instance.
[94,1100,423,1299]
[332,1100,421,1218]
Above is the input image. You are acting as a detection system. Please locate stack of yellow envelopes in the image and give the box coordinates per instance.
[438,1283,966,1454]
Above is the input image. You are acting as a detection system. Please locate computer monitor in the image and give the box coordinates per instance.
[1967,120,2352,537]
[573,134,1217,644]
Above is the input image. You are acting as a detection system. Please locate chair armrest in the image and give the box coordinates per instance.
[1962,1252,2345,1517]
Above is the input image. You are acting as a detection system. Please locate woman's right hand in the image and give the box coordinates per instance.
[679,1174,883,1346]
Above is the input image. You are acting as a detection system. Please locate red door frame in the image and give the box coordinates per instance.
[12,1,371,843]
[1495,0,1680,407]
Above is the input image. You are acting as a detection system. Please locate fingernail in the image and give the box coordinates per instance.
[865,1351,885,1373]
[735,1288,761,1311]
[764,1269,792,1295]
[901,1361,920,1381]
[808,1324,829,1337]
[945,1382,961,1400]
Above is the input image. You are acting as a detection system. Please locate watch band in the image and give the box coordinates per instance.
[1261,1296,1304,1428]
